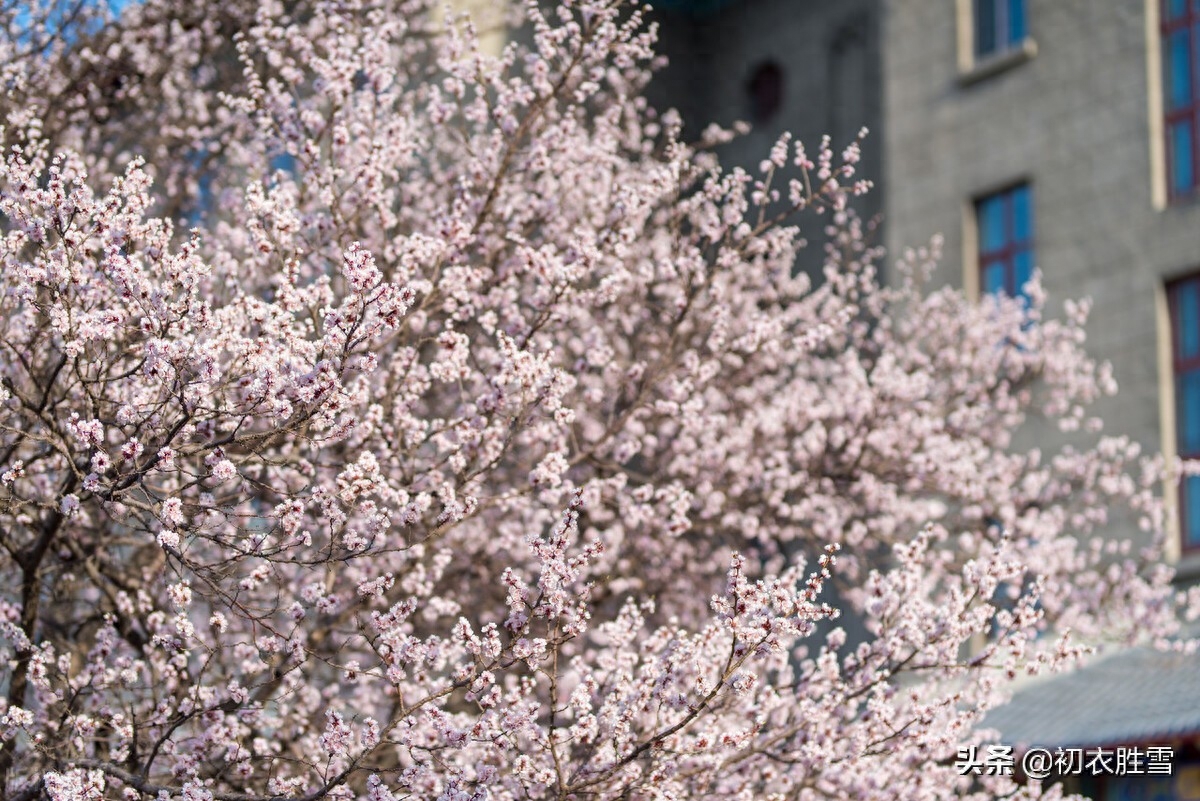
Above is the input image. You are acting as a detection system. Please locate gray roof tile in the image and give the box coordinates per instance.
[982,648,1200,749]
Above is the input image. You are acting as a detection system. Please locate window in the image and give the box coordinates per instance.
[974,0,1027,59]
[976,184,1034,302]
[1162,0,1200,200]
[746,61,784,124]
[1168,274,1200,550]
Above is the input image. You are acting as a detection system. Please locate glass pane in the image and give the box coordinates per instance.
[1178,280,1200,358]
[1008,0,1026,43]
[1013,249,1033,299]
[1180,369,1200,453]
[1011,184,1031,241]
[269,152,297,175]
[976,0,997,56]
[1170,119,1196,194]
[1187,476,1200,547]
[1167,0,1188,21]
[1166,28,1193,111]
[982,261,1006,296]
[978,194,1007,253]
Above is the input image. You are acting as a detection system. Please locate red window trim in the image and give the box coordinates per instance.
[1161,0,1200,202]
[977,184,1033,299]
[1166,272,1200,552]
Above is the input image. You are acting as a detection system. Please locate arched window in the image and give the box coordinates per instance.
[746,60,784,124]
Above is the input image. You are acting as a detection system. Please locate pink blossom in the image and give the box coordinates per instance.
[210,460,237,482]
[0,1,1189,799]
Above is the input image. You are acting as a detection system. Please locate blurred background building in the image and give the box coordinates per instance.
[647,1,1200,799]
[646,0,882,278]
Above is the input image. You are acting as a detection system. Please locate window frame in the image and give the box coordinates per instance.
[1161,0,1200,202]
[957,0,1037,88]
[1168,273,1200,553]
[973,0,1028,60]
[975,183,1035,303]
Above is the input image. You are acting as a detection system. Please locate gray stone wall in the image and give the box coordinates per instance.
[647,0,884,280]
[881,0,1200,567]
[646,0,1200,567]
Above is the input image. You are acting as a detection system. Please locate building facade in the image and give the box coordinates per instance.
[650,1,1200,798]
[882,3,1200,795]
[648,0,883,279]
[652,0,1200,572]
[881,0,1200,571]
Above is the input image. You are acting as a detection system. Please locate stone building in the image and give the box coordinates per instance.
[879,3,1200,798]
[650,0,1200,567]
[647,0,883,279]
[881,0,1200,574]
[649,1,1200,798]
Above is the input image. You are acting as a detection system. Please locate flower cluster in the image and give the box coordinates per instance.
[0,1,1192,799]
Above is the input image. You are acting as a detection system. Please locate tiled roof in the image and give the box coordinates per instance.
[983,647,1200,749]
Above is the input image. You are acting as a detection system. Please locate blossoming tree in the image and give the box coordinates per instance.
[0,1,1192,799]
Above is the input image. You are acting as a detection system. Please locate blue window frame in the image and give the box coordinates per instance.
[1170,274,1200,550]
[977,184,1034,303]
[975,0,1027,59]
[1162,0,1200,200]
